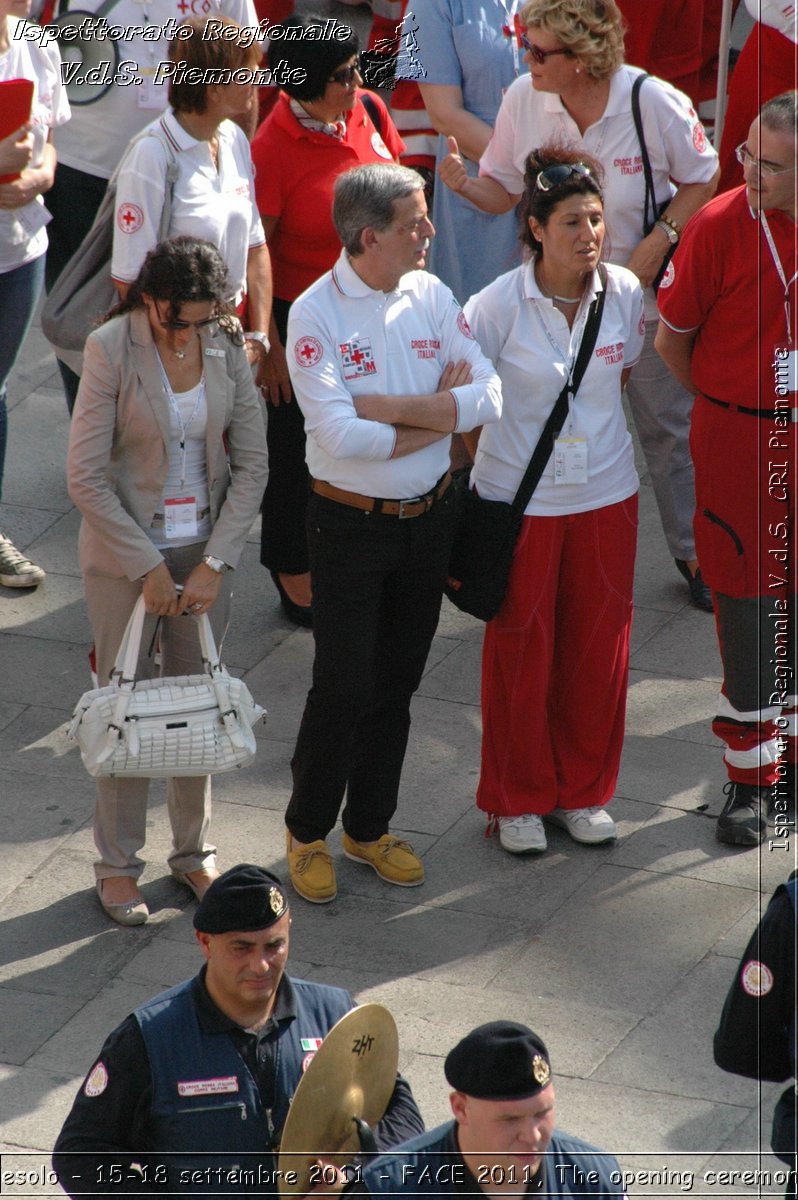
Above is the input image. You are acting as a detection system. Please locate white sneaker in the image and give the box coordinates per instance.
[546,806,617,845]
[498,814,547,854]
[0,534,45,588]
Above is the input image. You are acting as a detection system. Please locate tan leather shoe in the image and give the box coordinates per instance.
[342,833,424,886]
[286,831,336,903]
[96,880,148,926]
[172,868,220,901]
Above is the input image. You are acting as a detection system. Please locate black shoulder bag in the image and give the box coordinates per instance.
[445,267,607,622]
[631,73,676,293]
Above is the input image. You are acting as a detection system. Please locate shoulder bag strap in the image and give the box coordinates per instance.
[631,73,658,235]
[360,90,383,138]
[509,264,608,520]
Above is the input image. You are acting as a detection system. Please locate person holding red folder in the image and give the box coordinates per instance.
[0,0,69,589]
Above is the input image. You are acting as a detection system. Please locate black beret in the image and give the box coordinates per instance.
[194,864,289,933]
[444,1021,552,1100]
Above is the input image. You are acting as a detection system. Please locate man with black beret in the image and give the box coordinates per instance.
[52,864,423,1195]
[349,1022,624,1198]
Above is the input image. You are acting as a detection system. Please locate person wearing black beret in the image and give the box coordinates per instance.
[350,1022,624,1199]
[52,864,423,1195]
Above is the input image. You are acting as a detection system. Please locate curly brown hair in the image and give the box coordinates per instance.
[519,0,625,80]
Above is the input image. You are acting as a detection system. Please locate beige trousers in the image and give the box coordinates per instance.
[83,542,232,881]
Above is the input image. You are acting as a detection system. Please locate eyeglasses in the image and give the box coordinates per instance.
[535,162,592,192]
[327,60,362,86]
[735,142,795,177]
[519,34,572,64]
[155,300,218,331]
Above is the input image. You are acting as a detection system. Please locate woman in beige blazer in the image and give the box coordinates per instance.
[67,237,268,926]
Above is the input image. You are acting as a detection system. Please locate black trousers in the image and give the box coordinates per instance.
[259,296,311,575]
[44,163,109,413]
[285,486,457,843]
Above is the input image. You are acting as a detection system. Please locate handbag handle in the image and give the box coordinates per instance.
[95,592,246,763]
[508,265,608,520]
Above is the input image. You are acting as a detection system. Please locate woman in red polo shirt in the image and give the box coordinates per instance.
[251,15,404,626]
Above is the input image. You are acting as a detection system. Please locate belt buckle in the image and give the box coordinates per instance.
[397,498,415,519]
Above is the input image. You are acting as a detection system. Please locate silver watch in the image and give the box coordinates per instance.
[244,331,271,352]
[202,555,228,574]
[655,219,679,245]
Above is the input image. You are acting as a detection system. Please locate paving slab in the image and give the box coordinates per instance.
[630,607,723,683]
[626,671,722,748]
[616,733,724,810]
[492,867,759,1014]
[606,804,789,892]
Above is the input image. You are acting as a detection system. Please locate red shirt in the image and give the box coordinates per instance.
[251,91,405,301]
[658,185,798,409]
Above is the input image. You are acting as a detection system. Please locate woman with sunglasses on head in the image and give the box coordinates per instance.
[67,237,268,925]
[463,147,643,856]
[440,0,721,614]
[250,15,404,626]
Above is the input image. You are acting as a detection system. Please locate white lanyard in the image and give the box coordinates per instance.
[157,357,206,489]
[532,300,590,434]
[500,0,523,79]
[760,210,798,346]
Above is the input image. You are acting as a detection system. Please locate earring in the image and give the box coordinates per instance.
[575,66,581,73]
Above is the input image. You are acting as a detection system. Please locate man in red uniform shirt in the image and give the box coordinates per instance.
[656,91,797,849]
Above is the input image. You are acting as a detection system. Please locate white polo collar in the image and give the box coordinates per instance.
[331,249,418,298]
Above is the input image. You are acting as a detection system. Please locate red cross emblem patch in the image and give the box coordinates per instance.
[294,336,323,367]
[116,203,144,234]
[339,339,376,380]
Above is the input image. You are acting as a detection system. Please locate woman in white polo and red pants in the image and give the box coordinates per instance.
[464,147,644,856]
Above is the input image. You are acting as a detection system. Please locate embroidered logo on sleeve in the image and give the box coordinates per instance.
[457,310,475,340]
[177,1076,240,1097]
[638,311,646,337]
[294,336,323,367]
[692,122,707,153]
[741,960,774,997]
[116,203,144,234]
[658,261,675,289]
[84,1061,109,1097]
[339,338,377,379]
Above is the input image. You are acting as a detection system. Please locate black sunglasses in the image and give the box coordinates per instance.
[535,162,592,192]
[328,59,362,86]
[155,300,218,331]
[519,34,572,64]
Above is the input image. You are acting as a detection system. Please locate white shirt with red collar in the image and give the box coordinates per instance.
[465,258,644,516]
[111,108,264,301]
[287,249,502,499]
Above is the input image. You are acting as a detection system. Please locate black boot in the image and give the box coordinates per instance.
[716,781,767,846]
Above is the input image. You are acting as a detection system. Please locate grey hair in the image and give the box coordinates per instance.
[760,90,798,139]
[333,164,426,256]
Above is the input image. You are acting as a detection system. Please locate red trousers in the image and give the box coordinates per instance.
[477,495,638,817]
[691,397,797,785]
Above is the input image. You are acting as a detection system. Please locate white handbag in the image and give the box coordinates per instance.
[68,595,266,779]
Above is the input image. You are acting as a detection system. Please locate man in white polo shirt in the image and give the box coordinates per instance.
[283,162,501,904]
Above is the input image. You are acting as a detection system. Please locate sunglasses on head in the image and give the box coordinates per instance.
[519,34,572,64]
[535,162,593,192]
[328,59,361,85]
[155,300,218,331]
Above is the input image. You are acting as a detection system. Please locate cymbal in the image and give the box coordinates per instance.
[277,1004,399,1197]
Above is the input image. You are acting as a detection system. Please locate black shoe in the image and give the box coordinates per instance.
[270,570,313,628]
[716,781,767,846]
[675,560,713,612]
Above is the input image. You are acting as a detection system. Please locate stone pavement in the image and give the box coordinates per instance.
[1,87,793,1200]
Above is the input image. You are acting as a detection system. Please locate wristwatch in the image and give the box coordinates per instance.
[244,331,271,353]
[202,555,229,574]
[655,215,680,244]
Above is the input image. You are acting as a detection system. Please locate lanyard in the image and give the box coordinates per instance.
[157,357,206,489]
[532,300,590,434]
[501,6,524,79]
[760,210,798,346]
